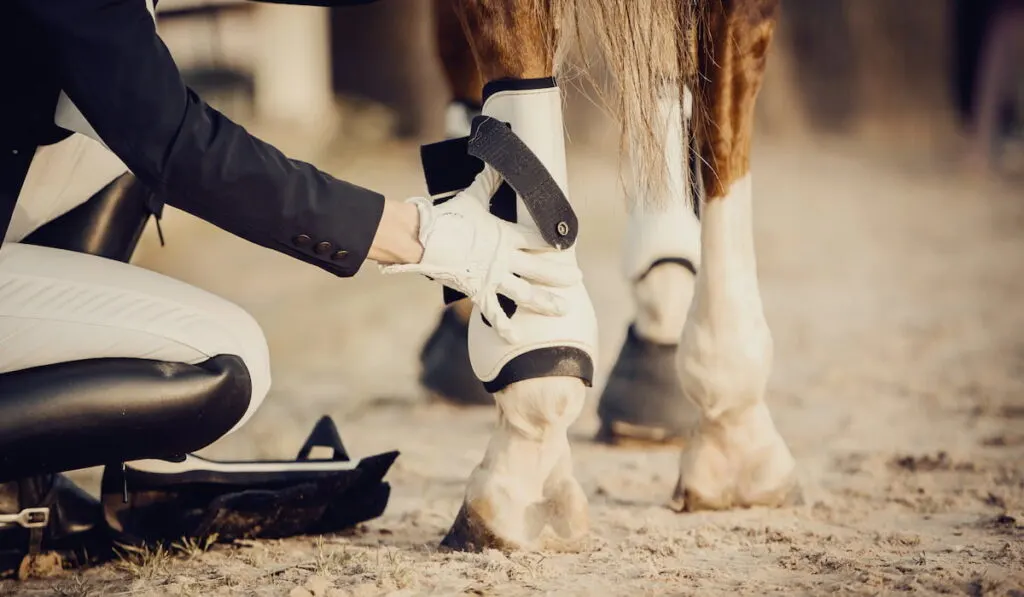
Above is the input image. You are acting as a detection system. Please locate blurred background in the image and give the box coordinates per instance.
[124,0,1024,463]
[153,0,1024,166]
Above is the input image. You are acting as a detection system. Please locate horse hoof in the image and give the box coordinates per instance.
[596,325,699,446]
[419,308,492,407]
[668,403,800,512]
[439,502,518,553]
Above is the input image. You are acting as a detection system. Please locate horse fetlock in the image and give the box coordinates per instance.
[443,387,587,551]
[633,264,697,344]
[676,313,773,420]
[494,378,586,440]
[670,401,799,512]
[542,450,589,541]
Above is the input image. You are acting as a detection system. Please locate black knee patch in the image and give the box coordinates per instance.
[21,172,160,262]
[0,355,251,482]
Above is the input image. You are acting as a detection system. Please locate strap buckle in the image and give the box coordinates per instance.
[0,507,50,530]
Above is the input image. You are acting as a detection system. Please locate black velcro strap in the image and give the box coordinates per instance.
[467,116,578,250]
[420,138,478,305]
[420,136,482,198]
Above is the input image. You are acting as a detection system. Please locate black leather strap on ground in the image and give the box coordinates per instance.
[467,115,578,250]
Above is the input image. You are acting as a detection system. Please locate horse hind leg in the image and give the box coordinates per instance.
[670,0,800,512]
[436,0,596,552]
[596,86,704,447]
[434,0,484,138]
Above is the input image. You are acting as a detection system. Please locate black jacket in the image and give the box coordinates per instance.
[0,0,385,277]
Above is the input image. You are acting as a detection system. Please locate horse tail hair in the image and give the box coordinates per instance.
[555,0,698,208]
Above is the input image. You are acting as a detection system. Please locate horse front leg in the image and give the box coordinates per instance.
[436,0,596,552]
[671,0,800,512]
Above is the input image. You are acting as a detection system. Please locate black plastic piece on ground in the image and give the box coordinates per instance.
[596,325,700,441]
[99,419,397,546]
[297,416,350,462]
[0,355,251,482]
[418,308,492,406]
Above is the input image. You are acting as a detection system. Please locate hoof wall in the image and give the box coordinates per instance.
[439,503,516,553]
[668,478,804,513]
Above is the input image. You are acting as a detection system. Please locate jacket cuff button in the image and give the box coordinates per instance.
[331,250,349,261]
[314,241,333,255]
[293,234,312,247]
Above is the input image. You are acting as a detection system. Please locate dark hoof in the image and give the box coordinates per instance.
[419,308,492,407]
[439,503,515,553]
[669,480,804,513]
[596,325,698,446]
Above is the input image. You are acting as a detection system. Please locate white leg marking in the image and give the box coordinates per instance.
[460,378,587,546]
[678,174,771,419]
[673,173,798,510]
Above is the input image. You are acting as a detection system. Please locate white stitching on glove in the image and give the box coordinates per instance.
[379,168,580,344]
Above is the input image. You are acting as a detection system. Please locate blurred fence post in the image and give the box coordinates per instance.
[252,3,335,129]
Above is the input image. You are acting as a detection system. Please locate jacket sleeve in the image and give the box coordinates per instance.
[18,0,385,277]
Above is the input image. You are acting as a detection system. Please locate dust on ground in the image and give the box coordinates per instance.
[2,125,1023,596]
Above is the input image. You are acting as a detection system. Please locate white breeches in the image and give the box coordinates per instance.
[0,134,271,433]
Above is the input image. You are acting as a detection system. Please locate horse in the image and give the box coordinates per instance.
[414,0,801,552]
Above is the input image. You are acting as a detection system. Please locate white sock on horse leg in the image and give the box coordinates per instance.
[462,377,586,545]
[624,89,701,345]
[670,173,797,511]
[677,173,770,419]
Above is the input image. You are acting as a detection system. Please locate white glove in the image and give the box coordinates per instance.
[380,172,580,344]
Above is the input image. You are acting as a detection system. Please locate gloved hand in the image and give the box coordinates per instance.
[380,169,579,344]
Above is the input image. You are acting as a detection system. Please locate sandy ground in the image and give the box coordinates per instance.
[3,121,1024,596]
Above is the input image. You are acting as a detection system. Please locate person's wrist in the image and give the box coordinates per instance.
[368,199,425,266]
[396,201,425,264]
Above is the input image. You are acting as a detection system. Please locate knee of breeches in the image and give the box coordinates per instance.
[213,304,272,436]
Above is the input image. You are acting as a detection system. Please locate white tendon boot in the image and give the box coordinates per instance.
[671,173,800,511]
[441,79,598,551]
[597,89,704,445]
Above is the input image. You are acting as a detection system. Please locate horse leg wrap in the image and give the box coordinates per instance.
[419,78,597,393]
